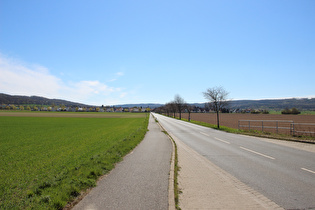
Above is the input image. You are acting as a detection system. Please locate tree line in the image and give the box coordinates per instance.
[155,86,230,128]
[155,85,304,130]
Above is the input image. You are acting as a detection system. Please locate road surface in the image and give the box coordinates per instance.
[153,113,315,210]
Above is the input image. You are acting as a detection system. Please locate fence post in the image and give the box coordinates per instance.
[248,121,250,131]
[262,121,264,132]
[276,121,278,134]
[292,123,295,136]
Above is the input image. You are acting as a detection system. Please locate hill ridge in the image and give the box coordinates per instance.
[0,93,87,107]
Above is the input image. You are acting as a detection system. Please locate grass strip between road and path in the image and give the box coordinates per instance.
[162,130,181,210]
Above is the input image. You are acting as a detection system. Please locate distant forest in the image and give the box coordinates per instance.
[0,93,86,107]
[1,93,315,111]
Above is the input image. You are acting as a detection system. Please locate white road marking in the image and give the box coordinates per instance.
[200,132,231,144]
[240,147,275,160]
[214,137,231,144]
[301,168,315,174]
[200,132,210,136]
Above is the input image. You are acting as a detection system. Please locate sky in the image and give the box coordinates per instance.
[1,0,314,106]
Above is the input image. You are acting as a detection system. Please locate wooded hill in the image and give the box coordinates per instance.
[0,93,87,107]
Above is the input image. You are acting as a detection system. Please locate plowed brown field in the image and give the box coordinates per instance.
[180,113,315,136]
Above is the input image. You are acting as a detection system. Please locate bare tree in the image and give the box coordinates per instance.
[203,86,229,128]
[167,101,177,118]
[164,103,172,117]
[174,94,186,120]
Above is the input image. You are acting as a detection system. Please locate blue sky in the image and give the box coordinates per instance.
[1,0,314,105]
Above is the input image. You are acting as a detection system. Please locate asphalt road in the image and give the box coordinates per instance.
[73,114,172,210]
[153,113,315,210]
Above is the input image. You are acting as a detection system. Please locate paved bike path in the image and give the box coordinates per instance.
[73,114,172,210]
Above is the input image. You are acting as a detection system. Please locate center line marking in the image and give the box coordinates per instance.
[301,168,315,174]
[214,137,231,144]
[240,146,275,160]
[200,132,210,136]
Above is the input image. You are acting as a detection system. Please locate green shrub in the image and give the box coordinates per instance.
[281,107,301,115]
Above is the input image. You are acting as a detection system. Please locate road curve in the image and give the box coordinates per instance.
[73,114,172,210]
[153,113,315,210]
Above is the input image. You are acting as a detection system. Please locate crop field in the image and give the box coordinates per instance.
[0,112,148,209]
[180,113,315,136]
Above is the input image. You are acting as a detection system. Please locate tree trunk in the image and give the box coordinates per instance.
[216,111,220,128]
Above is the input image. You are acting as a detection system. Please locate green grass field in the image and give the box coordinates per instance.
[0,113,148,209]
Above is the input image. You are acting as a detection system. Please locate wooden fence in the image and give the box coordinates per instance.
[238,120,315,137]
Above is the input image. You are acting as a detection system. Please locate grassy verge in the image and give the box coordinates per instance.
[0,114,149,209]
[172,136,180,210]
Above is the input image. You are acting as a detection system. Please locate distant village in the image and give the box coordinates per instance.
[0,104,275,114]
[0,104,152,113]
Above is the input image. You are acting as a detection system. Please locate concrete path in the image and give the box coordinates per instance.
[73,114,172,210]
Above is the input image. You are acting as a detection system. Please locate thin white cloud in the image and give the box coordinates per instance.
[107,72,125,82]
[120,92,127,98]
[116,72,124,76]
[108,72,124,83]
[0,54,123,105]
